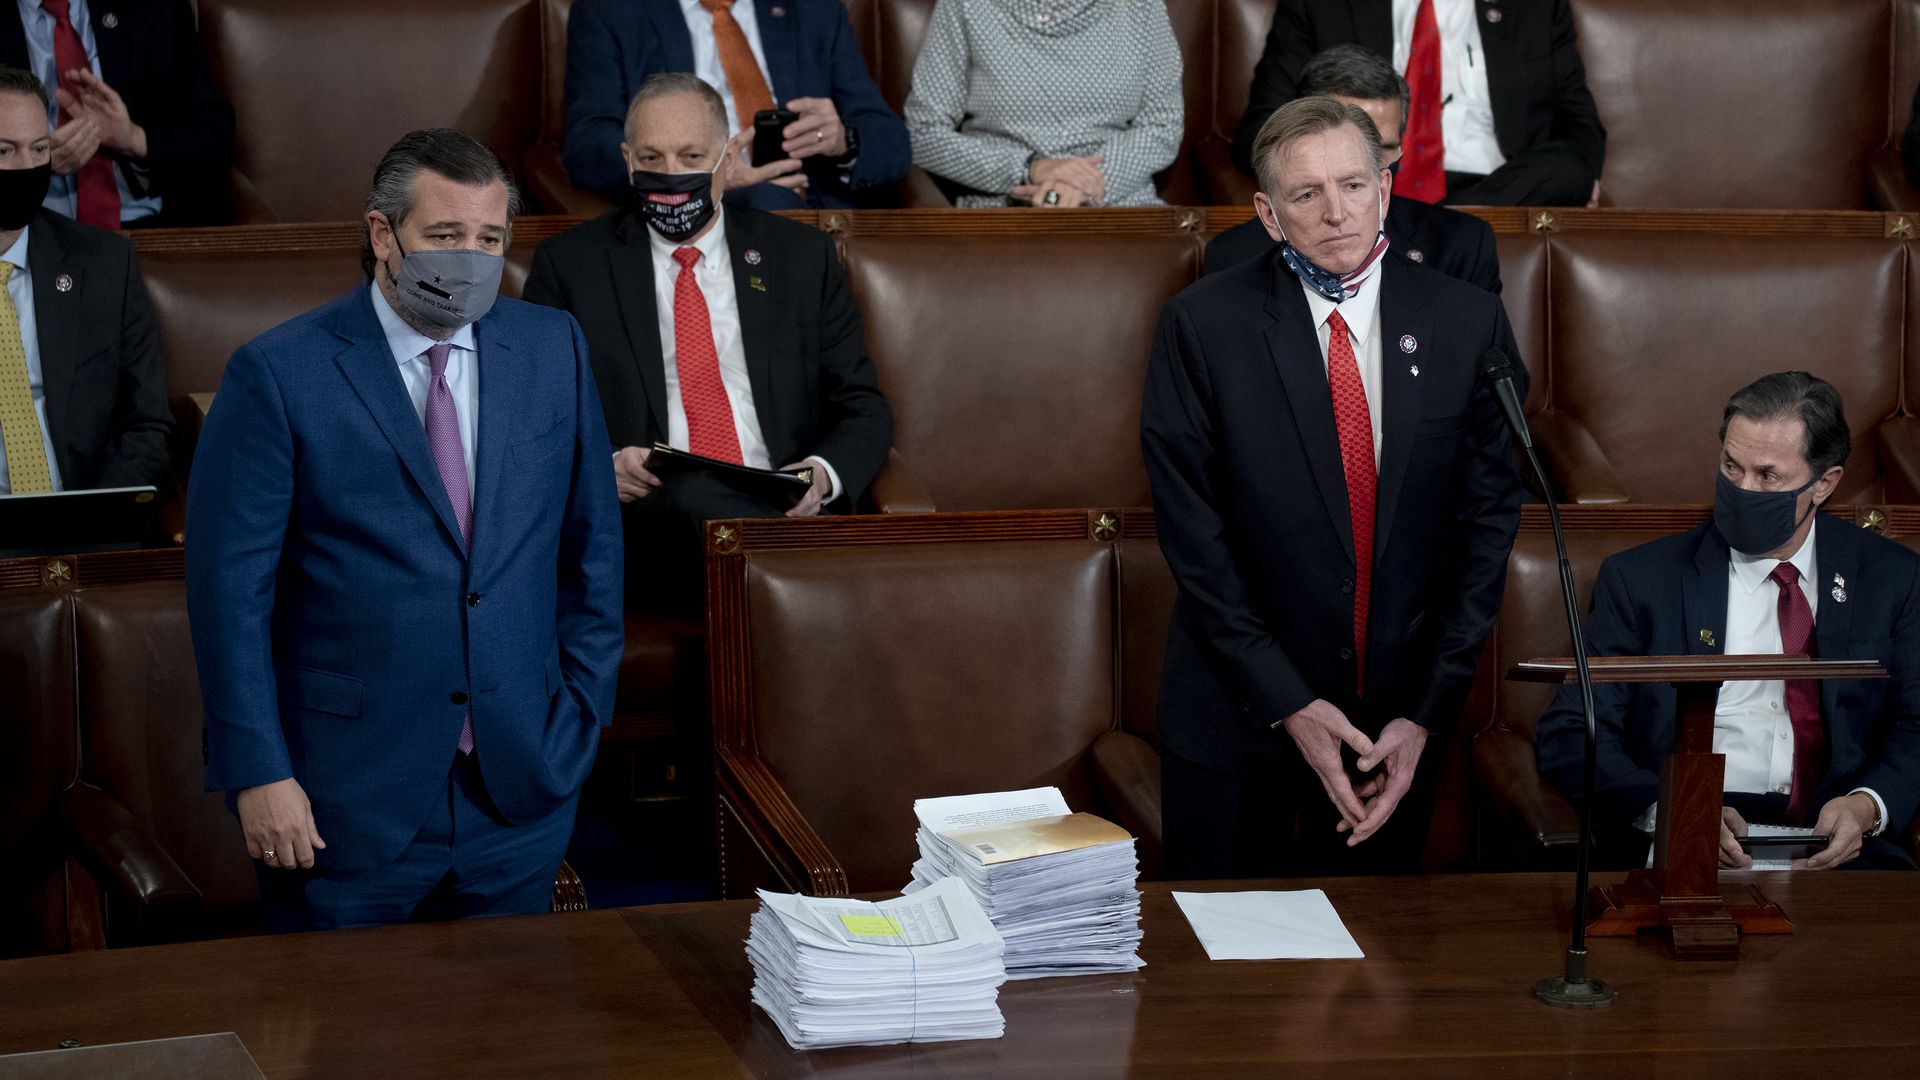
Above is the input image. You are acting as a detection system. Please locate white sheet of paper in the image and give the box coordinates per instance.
[914,787,1072,833]
[1172,889,1364,960]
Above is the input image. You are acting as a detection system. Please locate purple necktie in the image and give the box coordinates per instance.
[425,343,475,756]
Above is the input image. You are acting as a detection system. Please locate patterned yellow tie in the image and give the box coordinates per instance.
[0,262,52,493]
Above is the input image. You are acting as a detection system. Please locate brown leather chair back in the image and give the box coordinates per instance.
[1574,0,1887,209]
[1544,231,1903,502]
[844,231,1199,510]
[1215,0,1277,145]
[0,591,76,958]
[1116,537,1173,751]
[71,583,258,939]
[199,0,544,223]
[868,0,934,116]
[1496,231,1548,411]
[540,0,575,145]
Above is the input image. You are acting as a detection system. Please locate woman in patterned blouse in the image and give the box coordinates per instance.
[905,0,1184,208]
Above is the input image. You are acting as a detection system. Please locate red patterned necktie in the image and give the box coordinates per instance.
[1770,563,1824,823]
[671,247,744,464]
[1326,310,1376,691]
[1400,0,1446,204]
[40,0,120,229]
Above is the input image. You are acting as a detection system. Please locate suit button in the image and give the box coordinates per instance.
[450,691,468,705]
[467,592,481,607]
[1339,647,1354,660]
[1341,579,1354,595]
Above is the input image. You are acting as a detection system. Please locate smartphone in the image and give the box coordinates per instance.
[1737,834,1829,861]
[753,108,800,166]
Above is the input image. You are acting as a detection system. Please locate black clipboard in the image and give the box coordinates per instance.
[647,443,813,504]
[0,484,159,557]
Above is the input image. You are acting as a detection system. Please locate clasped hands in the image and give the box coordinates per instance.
[1012,155,1107,209]
[51,68,143,176]
[1282,699,1427,846]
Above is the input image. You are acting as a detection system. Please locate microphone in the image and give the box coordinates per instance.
[1477,350,1616,1009]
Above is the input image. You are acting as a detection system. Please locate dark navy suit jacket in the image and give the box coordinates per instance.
[1536,519,1920,839]
[186,287,625,872]
[563,0,909,209]
[1204,196,1504,295]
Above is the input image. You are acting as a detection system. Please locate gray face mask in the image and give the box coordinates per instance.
[386,241,504,330]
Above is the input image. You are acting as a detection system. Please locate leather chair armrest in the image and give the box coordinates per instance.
[1528,410,1629,505]
[522,143,616,217]
[716,747,848,896]
[57,783,204,940]
[895,166,954,209]
[1091,730,1162,878]
[862,449,936,514]
[1868,147,1920,212]
[1192,138,1257,205]
[1876,416,1920,503]
[1472,729,1580,866]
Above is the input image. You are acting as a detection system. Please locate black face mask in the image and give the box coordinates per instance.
[630,169,717,244]
[0,164,50,231]
[1713,471,1820,556]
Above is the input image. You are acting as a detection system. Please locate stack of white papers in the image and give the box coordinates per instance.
[906,787,1145,980]
[746,877,1008,1049]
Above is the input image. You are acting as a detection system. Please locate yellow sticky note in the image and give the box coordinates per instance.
[838,913,903,937]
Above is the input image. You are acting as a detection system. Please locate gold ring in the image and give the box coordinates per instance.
[262,849,276,864]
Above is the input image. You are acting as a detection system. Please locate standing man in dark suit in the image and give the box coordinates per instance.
[564,0,908,211]
[1232,0,1603,208]
[526,74,892,616]
[1207,45,1501,294]
[1,0,234,227]
[188,129,624,931]
[0,65,167,497]
[1144,97,1524,878]
[1538,373,1920,871]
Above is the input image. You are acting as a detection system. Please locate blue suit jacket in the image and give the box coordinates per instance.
[563,0,909,209]
[187,287,625,872]
[1536,519,1920,838]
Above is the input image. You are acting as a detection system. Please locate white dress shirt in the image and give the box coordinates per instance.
[0,227,64,494]
[370,282,477,517]
[1299,249,1386,466]
[647,209,841,498]
[680,0,776,136]
[1390,0,1505,178]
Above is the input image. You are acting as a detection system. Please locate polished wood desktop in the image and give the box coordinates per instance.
[1,874,1915,1078]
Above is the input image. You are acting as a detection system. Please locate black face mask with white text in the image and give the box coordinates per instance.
[630,169,717,243]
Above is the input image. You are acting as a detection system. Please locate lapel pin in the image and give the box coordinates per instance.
[1831,573,1847,603]
[1398,334,1417,354]
[53,273,72,292]
[101,12,118,28]
[1407,248,1425,264]
[749,275,767,293]
[1409,364,1420,376]
[1486,7,1503,23]
[769,5,785,15]
[744,248,762,266]
[1699,629,1717,648]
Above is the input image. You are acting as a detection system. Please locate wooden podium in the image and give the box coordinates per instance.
[1512,654,1887,960]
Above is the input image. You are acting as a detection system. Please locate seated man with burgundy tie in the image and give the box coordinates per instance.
[1537,372,1920,871]
[525,73,892,615]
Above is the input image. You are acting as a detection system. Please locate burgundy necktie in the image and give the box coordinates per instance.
[1400,0,1446,204]
[1326,310,1375,691]
[426,343,475,756]
[1770,563,1823,823]
[672,247,745,464]
[40,0,120,229]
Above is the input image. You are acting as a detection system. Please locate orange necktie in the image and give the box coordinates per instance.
[701,0,776,132]
[1326,310,1376,691]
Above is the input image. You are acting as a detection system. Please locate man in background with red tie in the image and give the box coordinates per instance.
[1538,373,1920,870]
[1,0,234,227]
[1231,0,1603,208]
[525,74,892,616]
[187,129,623,930]
[1143,97,1525,879]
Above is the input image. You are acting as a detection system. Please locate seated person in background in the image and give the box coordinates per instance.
[0,65,169,497]
[1205,45,1500,294]
[904,0,1182,208]
[1233,0,1603,208]
[526,74,893,616]
[1537,373,1920,871]
[563,0,908,211]
[3,0,235,227]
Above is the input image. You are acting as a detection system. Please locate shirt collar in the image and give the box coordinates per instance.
[368,280,476,368]
[1300,256,1385,346]
[647,203,729,269]
[0,226,28,273]
[1729,516,1819,597]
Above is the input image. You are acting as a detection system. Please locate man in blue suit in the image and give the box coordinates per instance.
[1538,373,1920,871]
[563,0,909,210]
[186,129,624,930]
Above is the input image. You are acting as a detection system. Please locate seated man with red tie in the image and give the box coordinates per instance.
[1537,373,1920,870]
[524,73,892,614]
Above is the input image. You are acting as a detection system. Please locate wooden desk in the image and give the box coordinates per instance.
[1,874,1915,1078]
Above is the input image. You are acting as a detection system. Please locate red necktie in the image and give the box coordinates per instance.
[1400,0,1446,204]
[1770,563,1825,823]
[1326,310,1375,691]
[40,0,120,229]
[700,0,776,132]
[671,247,744,464]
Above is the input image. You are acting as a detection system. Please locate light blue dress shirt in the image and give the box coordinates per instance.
[0,225,63,493]
[15,0,162,224]
[369,281,478,516]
